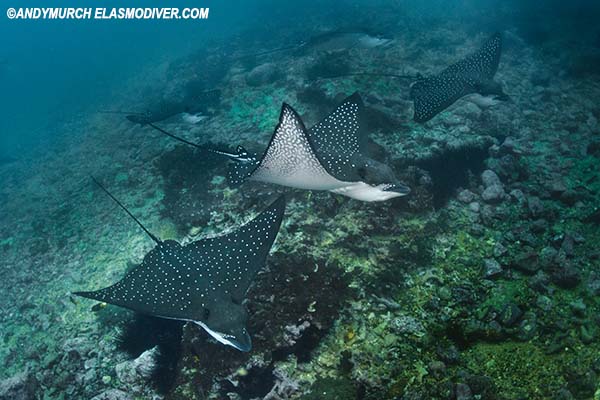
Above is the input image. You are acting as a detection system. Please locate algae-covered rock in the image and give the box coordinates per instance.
[301,376,358,400]
[246,63,282,87]
[115,346,159,385]
[89,389,134,400]
[0,371,37,400]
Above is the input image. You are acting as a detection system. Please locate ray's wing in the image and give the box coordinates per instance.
[229,97,368,187]
[411,33,502,123]
[410,75,476,122]
[249,103,330,183]
[185,196,286,302]
[307,92,367,181]
[442,32,502,83]
[75,197,286,319]
[74,241,210,320]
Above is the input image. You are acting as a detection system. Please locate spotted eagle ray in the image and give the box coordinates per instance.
[143,92,410,202]
[74,178,286,352]
[410,32,506,123]
[228,92,409,201]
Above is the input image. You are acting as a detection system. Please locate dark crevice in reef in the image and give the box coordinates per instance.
[416,145,489,208]
[117,315,184,394]
[220,365,276,400]
[272,324,330,363]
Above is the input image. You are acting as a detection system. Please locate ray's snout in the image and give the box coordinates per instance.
[384,182,411,196]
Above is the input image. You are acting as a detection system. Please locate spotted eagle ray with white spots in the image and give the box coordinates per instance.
[74,178,286,352]
[229,92,410,202]
[410,32,506,123]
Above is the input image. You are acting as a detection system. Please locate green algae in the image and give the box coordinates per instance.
[0,237,14,247]
[156,220,179,240]
[463,341,565,399]
[477,279,533,314]
[114,172,129,183]
[462,340,600,400]
[300,376,358,400]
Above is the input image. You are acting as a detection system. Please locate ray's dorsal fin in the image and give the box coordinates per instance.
[91,176,161,245]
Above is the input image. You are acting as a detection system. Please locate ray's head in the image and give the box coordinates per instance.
[196,298,252,352]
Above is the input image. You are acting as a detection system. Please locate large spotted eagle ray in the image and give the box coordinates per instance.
[410,32,507,123]
[74,178,285,352]
[144,92,410,202]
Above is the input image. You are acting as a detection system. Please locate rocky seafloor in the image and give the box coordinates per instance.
[1,21,599,400]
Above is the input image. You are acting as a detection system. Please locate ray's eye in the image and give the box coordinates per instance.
[203,308,210,320]
[356,166,367,180]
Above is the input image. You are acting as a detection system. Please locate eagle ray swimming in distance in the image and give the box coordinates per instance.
[410,32,507,123]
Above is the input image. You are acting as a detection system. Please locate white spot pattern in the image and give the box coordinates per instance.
[411,33,502,122]
[308,93,363,181]
[76,197,285,325]
[249,104,343,190]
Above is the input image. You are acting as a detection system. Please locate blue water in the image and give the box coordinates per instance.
[0,0,268,154]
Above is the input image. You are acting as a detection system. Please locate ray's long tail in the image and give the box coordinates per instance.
[145,123,255,164]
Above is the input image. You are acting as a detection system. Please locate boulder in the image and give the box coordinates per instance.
[0,371,37,400]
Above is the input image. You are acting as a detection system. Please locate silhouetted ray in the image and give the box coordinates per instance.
[410,33,505,122]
